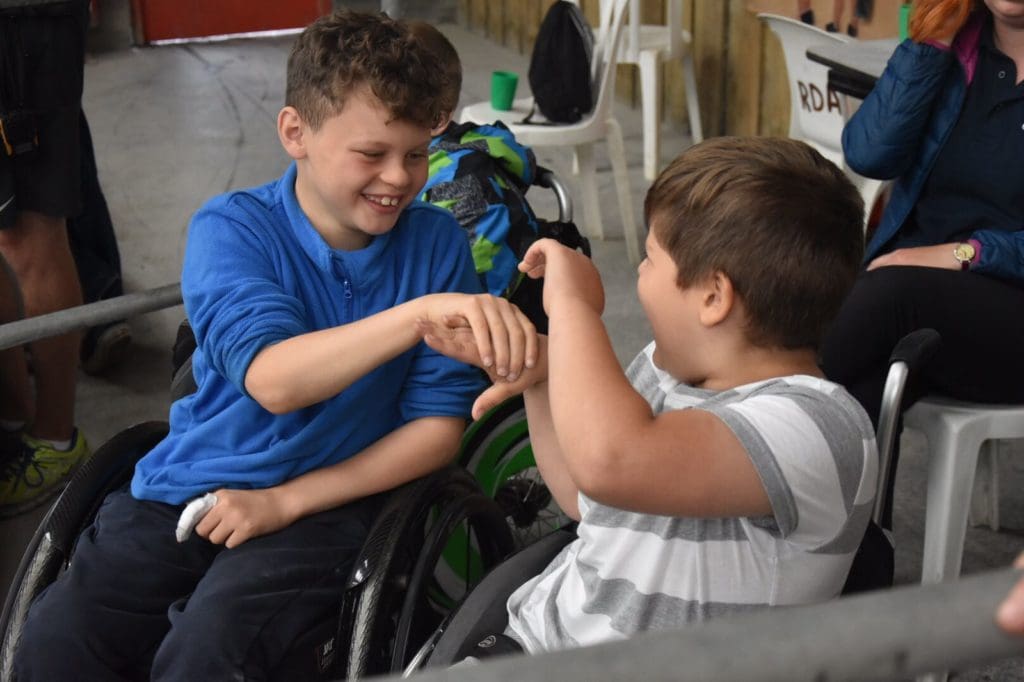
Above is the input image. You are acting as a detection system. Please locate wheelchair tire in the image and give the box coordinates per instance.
[340,466,514,679]
[458,395,571,549]
[0,421,169,681]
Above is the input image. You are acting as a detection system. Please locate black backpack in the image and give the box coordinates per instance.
[525,1,594,124]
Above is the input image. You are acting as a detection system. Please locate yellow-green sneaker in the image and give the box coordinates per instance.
[0,429,90,518]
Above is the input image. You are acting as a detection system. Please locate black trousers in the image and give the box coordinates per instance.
[14,487,382,682]
[820,265,1024,526]
[69,110,123,304]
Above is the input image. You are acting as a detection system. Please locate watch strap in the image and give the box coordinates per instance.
[967,238,982,268]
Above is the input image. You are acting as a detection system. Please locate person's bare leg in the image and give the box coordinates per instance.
[0,210,82,440]
[0,258,32,425]
[832,0,845,26]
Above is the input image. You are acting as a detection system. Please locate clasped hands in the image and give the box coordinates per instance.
[418,239,604,419]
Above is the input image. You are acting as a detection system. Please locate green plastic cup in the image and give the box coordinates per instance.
[899,3,912,41]
[490,71,519,111]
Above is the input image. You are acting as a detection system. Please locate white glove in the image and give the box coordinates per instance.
[175,492,218,543]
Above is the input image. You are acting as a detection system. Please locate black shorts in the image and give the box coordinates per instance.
[0,2,87,226]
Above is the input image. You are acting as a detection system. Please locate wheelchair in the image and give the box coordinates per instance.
[401,329,944,674]
[0,169,586,680]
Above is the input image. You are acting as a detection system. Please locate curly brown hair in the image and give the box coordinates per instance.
[285,10,450,131]
[644,137,864,351]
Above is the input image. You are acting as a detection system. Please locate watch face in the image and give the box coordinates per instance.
[955,243,976,262]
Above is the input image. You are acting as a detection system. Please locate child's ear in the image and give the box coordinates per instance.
[698,271,735,327]
[278,106,307,160]
[430,112,453,136]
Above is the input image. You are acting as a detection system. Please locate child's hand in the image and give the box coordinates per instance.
[418,321,549,419]
[519,239,604,316]
[193,488,296,548]
[420,293,537,382]
[997,553,1024,635]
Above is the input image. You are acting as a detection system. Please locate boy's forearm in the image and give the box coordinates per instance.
[271,415,466,521]
[546,298,653,489]
[244,297,429,413]
[523,381,580,520]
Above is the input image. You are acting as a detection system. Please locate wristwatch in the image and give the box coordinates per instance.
[953,242,976,271]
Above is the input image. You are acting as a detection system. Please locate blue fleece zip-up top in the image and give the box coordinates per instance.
[132,163,486,504]
[842,11,1023,281]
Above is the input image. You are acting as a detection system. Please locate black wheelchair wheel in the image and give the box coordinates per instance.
[339,466,514,679]
[0,421,169,680]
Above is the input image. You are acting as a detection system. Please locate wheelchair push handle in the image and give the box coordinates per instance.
[873,328,942,525]
[889,328,941,375]
[534,166,573,224]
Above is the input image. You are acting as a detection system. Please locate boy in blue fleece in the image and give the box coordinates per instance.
[14,10,535,681]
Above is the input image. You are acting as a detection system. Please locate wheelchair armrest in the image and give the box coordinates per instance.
[425,528,576,667]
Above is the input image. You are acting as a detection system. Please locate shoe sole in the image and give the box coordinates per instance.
[81,323,133,376]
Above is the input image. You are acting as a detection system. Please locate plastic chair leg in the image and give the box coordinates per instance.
[638,50,661,182]
[681,51,703,144]
[574,143,605,241]
[969,440,1000,531]
[606,118,641,265]
[919,419,985,586]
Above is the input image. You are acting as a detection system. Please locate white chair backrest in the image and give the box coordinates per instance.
[664,0,683,57]
[759,13,851,168]
[588,0,632,121]
[621,0,684,61]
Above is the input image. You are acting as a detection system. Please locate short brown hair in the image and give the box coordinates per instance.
[644,136,864,350]
[406,20,462,119]
[285,10,450,131]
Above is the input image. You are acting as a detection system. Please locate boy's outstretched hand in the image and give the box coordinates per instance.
[418,320,548,419]
[519,239,604,317]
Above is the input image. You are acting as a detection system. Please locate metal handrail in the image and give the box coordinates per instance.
[393,567,1024,682]
[0,283,182,351]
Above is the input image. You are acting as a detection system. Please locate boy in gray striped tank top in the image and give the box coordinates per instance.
[421,136,876,656]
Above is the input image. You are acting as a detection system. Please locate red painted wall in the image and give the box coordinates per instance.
[132,0,331,43]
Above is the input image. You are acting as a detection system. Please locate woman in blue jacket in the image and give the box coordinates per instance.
[820,0,1024,529]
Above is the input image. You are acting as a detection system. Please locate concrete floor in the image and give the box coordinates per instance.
[2,18,1023,681]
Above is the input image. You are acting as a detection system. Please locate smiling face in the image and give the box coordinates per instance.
[281,86,432,250]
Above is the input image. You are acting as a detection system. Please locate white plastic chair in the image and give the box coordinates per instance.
[459,0,642,265]
[902,398,1024,586]
[602,0,704,181]
[903,398,1024,682]
[758,13,887,231]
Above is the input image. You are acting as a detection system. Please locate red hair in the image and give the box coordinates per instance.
[909,0,976,43]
